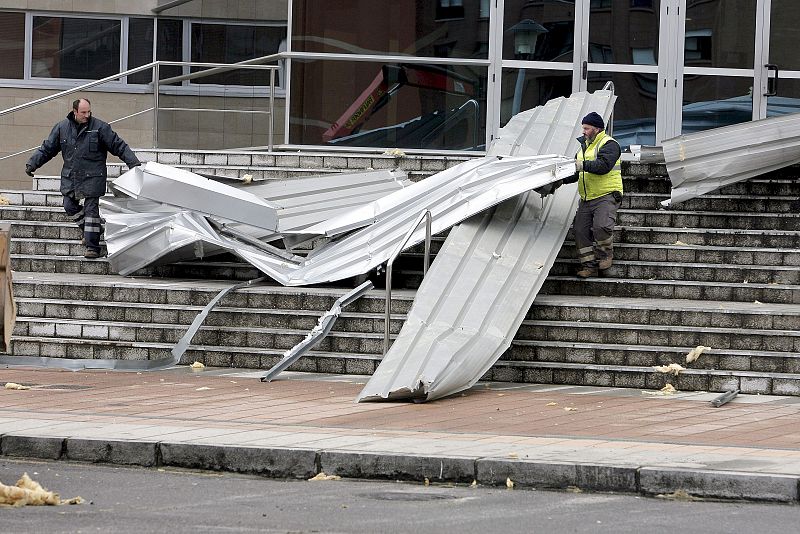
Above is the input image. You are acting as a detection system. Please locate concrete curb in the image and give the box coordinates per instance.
[1,433,798,503]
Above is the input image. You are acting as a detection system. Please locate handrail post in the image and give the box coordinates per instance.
[384,209,432,354]
[269,68,275,152]
[153,63,160,149]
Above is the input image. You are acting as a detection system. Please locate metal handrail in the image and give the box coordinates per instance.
[384,209,432,354]
[0,60,281,160]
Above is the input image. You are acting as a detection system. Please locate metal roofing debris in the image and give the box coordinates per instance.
[356,89,616,402]
[260,280,374,382]
[661,112,800,207]
[103,154,575,286]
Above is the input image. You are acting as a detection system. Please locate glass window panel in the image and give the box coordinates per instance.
[290,60,486,150]
[32,16,120,79]
[588,72,657,148]
[500,68,572,126]
[504,1,575,62]
[293,1,488,59]
[682,75,753,134]
[685,0,755,69]
[588,0,660,65]
[0,12,24,79]
[769,1,800,71]
[128,18,183,84]
[767,79,800,117]
[191,23,286,85]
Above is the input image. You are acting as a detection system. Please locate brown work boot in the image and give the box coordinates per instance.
[576,265,598,278]
[84,248,100,259]
[598,257,613,271]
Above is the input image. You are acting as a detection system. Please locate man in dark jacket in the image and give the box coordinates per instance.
[26,98,141,259]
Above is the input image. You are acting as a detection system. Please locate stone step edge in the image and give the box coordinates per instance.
[9,336,800,384]
[16,311,800,340]
[17,315,799,348]
[12,252,800,275]
[11,331,800,362]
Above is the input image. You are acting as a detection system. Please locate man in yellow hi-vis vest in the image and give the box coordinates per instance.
[538,112,623,278]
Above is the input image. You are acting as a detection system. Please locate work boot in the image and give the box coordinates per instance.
[598,256,613,271]
[84,248,100,259]
[576,265,598,278]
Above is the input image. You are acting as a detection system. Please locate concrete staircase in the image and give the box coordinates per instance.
[4,149,800,396]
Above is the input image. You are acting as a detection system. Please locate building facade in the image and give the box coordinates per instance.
[0,0,797,186]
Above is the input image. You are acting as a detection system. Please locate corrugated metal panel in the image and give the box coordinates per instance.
[356,90,616,402]
[662,113,800,206]
[104,155,576,284]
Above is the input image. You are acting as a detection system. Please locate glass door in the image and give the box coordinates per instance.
[755,0,800,119]
[579,0,662,147]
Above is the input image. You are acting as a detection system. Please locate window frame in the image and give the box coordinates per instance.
[0,10,286,98]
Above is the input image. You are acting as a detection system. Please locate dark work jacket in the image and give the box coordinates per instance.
[27,112,141,199]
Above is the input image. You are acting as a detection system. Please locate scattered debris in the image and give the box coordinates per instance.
[654,363,685,376]
[0,195,9,206]
[566,486,583,493]
[564,407,578,412]
[471,480,478,488]
[506,478,515,489]
[656,489,701,501]
[686,346,711,363]
[383,148,406,157]
[673,240,689,246]
[190,361,205,371]
[711,389,739,407]
[4,382,30,390]
[507,453,519,459]
[194,386,211,391]
[643,383,677,396]
[0,473,84,506]
[497,393,506,397]
[308,472,341,481]
[424,477,430,486]
[242,173,253,184]
[546,402,558,407]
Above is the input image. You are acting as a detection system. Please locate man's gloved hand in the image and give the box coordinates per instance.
[25,164,35,177]
[575,159,584,172]
[536,179,564,198]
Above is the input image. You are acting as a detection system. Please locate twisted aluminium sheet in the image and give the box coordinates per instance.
[356,90,616,402]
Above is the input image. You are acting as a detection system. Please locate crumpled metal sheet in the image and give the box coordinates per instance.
[356,89,616,402]
[662,112,800,207]
[104,155,575,285]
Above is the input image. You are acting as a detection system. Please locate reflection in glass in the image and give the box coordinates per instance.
[0,12,24,79]
[291,60,486,150]
[500,68,571,126]
[32,17,121,79]
[769,1,800,71]
[191,23,286,85]
[503,1,575,61]
[293,1,489,59]
[588,72,657,147]
[685,0,755,69]
[766,80,800,118]
[128,18,183,84]
[588,0,660,65]
[681,75,753,134]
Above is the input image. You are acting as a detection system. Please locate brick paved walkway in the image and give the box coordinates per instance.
[2,367,800,501]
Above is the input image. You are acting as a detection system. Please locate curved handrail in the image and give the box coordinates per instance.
[384,209,432,354]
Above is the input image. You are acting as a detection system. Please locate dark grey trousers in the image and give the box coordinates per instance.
[574,192,620,267]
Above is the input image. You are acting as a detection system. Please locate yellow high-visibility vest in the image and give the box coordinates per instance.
[576,130,623,201]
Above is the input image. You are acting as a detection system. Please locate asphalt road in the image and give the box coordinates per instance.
[1,459,798,533]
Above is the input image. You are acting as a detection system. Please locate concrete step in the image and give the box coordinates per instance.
[618,208,800,231]
[540,275,800,305]
[8,335,381,376]
[623,192,800,212]
[485,360,800,396]
[624,175,800,196]
[550,258,800,284]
